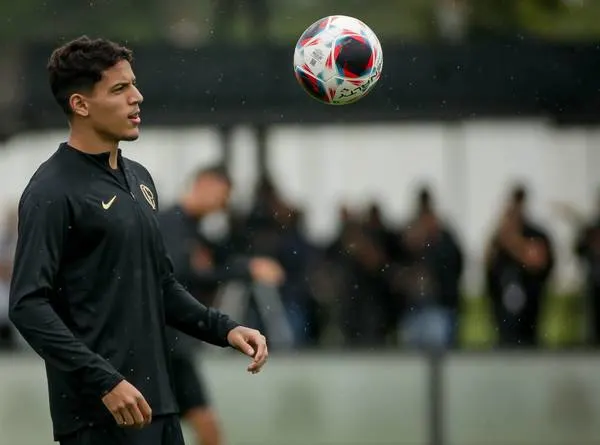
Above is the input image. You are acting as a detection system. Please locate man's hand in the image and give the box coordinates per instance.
[249,257,285,286]
[227,326,269,374]
[522,239,548,271]
[101,380,152,428]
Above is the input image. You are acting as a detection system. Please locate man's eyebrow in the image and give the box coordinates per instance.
[110,79,136,89]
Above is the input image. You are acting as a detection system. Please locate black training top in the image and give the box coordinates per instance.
[9,143,239,440]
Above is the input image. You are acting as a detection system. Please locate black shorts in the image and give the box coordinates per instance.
[58,415,184,445]
[170,352,211,414]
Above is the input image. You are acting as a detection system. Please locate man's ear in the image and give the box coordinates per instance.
[69,93,89,117]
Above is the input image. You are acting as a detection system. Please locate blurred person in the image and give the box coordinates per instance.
[274,208,322,346]
[485,184,554,347]
[326,206,394,347]
[310,205,357,344]
[8,36,268,445]
[323,205,355,258]
[238,175,321,347]
[574,188,600,346]
[365,202,398,255]
[0,207,18,349]
[158,165,284,445]
[393,186,464,349]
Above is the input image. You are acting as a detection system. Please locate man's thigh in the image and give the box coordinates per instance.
[59,415,185,445]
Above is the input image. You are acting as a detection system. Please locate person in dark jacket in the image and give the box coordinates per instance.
[485,185,554,347]
[395,186,464,348]
[9,36,268,445]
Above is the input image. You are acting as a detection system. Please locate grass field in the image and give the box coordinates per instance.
[459,291,587,349]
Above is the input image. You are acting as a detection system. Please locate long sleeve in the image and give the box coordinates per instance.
[162,252,240,347]
[9,187,124,397]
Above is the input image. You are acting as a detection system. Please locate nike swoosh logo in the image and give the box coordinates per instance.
[102,195,117,210]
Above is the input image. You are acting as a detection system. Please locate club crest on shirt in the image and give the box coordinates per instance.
[140,184,156,210]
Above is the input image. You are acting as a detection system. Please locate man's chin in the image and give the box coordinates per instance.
[121,131,140,142]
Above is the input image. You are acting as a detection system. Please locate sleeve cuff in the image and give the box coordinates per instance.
[97,372,125,398]
[220,317,241,348]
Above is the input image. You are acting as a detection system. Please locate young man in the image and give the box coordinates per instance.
[8,36,268,445]
[158,166,284,445]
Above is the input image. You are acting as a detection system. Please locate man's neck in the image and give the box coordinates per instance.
[68,132,119,170]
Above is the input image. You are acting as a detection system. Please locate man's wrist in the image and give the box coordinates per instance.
[99,373,125,398]
[223,319,241,346]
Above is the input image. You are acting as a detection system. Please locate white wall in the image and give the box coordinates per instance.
[1,120,598,295]
[1,352,600,445]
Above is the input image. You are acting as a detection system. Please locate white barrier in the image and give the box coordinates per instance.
[445,353,600,445]
[0,351,428,445]
[1,351,600,445]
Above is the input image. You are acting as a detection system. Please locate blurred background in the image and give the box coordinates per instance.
[1,1,600,444]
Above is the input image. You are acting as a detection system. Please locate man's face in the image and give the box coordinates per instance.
[73,60,143,142]
[196,175,231,213]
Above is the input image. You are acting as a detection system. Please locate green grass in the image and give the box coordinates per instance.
[459,291,587,349]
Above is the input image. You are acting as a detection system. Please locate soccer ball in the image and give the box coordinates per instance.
[293,15,383,105]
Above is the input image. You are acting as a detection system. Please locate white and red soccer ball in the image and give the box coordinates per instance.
[293,15,383,105]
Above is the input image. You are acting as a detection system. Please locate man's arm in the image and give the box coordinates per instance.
[9,187,124,397]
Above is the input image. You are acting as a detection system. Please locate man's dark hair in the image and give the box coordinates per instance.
[47,35,133,115]
[417,185,433,214]
[511,184,528,205]
[193,164,232,186]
